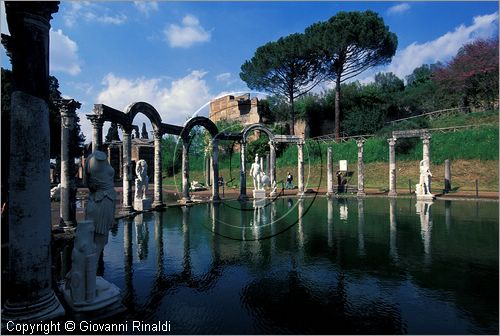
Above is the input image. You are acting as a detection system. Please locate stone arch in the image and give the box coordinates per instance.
[241,123,275,142]
[180,116,219,140]
[124,102,163,131]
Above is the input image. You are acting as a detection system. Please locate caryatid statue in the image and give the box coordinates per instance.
[135,159,149,199]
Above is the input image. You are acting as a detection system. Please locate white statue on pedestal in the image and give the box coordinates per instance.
[416,159,434,199]
[63,150,123,315]
[249,154,262,190]
[134,159,149,199]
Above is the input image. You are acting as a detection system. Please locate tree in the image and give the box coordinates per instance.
[105,122,120,143]
[305,10,398,140]
[435,38,499,110]
[402,64,447,114]
[240,33,325,135]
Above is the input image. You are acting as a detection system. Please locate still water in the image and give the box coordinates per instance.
[102,197,498,334]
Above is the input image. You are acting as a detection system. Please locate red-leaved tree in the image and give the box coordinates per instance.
[435,38,499,109]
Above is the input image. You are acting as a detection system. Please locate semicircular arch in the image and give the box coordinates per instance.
[181,116,219,139]
[241,123,275,142]
[124,102,163,130]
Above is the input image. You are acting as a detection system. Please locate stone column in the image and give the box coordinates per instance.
[388,137,397,197]
[211,137,221,202]
[205,153,211,187]
[356,139,366,197]
[88,115,104,152]
[326,147,334,197]
[269,141,276,196]
[297,140,305,196]
[59,99,81,229]
[121,126,133,211]
[2,1,65,321]
[152,129,163,208]
[238,140,247,201]
[181,137,191,202]
[444,159,451,193]
[422,135,432,192]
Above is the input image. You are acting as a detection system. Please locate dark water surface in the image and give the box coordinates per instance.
[102,197,498,334]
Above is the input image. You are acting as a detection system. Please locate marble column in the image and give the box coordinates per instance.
[2,1,65,321]
[121,126,133,211]
[205,153,211,187]
[422,135,432,192]
[269,141,276,196]
[444,159,452,193]
[388,137,397,197]
[181,137,191,202]
[59,99,81,229]
[326,147,334,197]
[211,138,221,202]
[238,140,247,201]
[297,140,305,196]
[152,129,163,208]
[356,139,366,197]
[88,115,104,152]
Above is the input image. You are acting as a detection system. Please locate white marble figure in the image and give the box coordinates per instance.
[134,159,149,200]
[50,183,61,201]
[84,150,116,267]
[249,154,262,190]
[416,159,433,198]
[66,220,97,303]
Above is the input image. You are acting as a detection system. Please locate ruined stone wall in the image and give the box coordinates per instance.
[209,94,260,125]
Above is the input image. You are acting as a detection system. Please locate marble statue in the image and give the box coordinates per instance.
[84,150,116,264]
[416,159,434,199]
[249,154,262,190]
[134,159,149,200]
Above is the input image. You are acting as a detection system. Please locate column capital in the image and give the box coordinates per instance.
[120,124,133,135]
[421,134,432,142]
[87,114,104,127]
[58,98,81,115]
[153,128,163,139]
[387,137,396,146]
[356,139,365,147]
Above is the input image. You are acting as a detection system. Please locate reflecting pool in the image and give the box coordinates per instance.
[102,197,498,334]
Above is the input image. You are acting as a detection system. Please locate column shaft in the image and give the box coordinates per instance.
[122,128,133,211]
[356,139,365,197]
[326,147,334,196]
[297,141,305,196]
[152,131,163,207]
[444,159,451,193]
[212,138,220,201]
[181,138,190,201]
[388,138,397,196]
[238,141,247,201]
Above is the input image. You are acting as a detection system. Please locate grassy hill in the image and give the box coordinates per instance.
[163,110,499,192]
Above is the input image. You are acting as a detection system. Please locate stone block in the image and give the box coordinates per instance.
[252,189,266,199]
[134,197,151,211]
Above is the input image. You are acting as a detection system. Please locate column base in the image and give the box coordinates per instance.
[356,191,366,197]
[237,194,248,202]
[296,191,305,197]
[269,191,277,197]
[211,195,221,202]
[178,197,193,205]
[59,219,77,233]
[416,193,435,201]
[134,198,151,211]
[152,201,165,209]
[388,191,397,197]
[120,205,134,216]
[252,189,266,199]
[326,192,335,198]
[2,291,65,323]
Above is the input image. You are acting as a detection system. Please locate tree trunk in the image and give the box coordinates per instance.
[334,76,341,140]
[290,95,295,135]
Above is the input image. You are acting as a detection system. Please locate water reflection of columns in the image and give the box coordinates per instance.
[154,211,164,278]
[389,198,399,262]
[297,198,305,248]
[182,206,191,277]
[416,201,433,264]
[238,140,248,201]
[357,198,365,256]
[123,217,135,310]
[134,214,149,261]
[327,199,334,248]
[445,200,451,232]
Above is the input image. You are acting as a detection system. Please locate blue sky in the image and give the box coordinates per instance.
[1,1,498,140]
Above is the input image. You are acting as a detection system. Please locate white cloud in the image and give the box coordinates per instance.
[216,72,232,82]
[50,29,81,75]
[96,70,212,126]
[1,2,9,34]
[134,1,158,16]
[63,2,127,28]
[387,12,498,81]
[164,15,211,48]
[387,3,410,15]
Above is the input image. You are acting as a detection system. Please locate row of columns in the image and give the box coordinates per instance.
[88,117,163,211]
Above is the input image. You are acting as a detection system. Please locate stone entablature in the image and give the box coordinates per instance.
[209,94,260,125]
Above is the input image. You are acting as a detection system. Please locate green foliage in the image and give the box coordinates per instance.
[161,135,182,176]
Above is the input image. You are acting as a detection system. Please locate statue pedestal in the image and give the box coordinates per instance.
[252,189,266,199]
[415,184,435,200]
[61,277,125,319]
[134,197,151,211]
